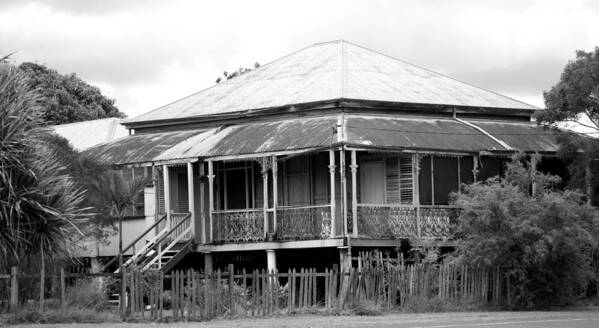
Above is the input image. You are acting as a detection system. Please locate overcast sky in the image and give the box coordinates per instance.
[1,0,598,118]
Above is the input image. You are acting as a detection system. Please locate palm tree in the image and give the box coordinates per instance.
[92,171,148,270]
[0,64,87,311]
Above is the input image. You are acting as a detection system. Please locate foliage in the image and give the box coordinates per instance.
[453,154,598,308]
[535,47,599,195]
[17,62,124,125]
[215,62,260,83]
[537,47,599,128]
[0,64,87,269]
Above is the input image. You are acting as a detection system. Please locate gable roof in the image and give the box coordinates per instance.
[126,40,538,125]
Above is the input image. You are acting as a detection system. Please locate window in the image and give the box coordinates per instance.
[359,154,414,205]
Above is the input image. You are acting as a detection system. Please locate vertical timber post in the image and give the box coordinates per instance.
[350,150,358,237]
[163,164,171,228]
[413,154,421,238]
[10,266,18,310]
[340,148,348,236]
[329,149,337,236]
[272,156,278,236]
[187,162,195,241]
[262,158,270,239]
[207,160,214,243]
[199,162,206,244]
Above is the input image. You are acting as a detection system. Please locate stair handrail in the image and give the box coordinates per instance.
[135,213,192,269]
[103,213,167,271]
[142,225,192,271]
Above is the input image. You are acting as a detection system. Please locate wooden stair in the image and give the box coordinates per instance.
[105,213,193,273]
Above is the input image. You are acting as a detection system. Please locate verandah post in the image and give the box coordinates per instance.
[350,150,358,237]
[262,157,270,239]
[199,162,206,244]
[340,148,348,236]
[187,162,196,241]
[413,154,421,238]
[272,156,278,236]
[207,160,214,243]
[163,164,171,228]
[329,149,337,236]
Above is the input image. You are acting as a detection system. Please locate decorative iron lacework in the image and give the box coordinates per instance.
[419,206,460,240]
[276,206,331,240]
[213,210,264,243]
[357,205,418,239]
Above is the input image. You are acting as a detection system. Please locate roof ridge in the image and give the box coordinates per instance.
[342,41,539,110]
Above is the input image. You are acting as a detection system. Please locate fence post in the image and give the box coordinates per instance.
[60,268,66,310]
[228,264,234,316]
[10,266,18,310]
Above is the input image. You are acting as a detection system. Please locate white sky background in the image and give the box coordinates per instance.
[1,0,598,119]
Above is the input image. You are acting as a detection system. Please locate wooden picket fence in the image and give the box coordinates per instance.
[121,262,506,320]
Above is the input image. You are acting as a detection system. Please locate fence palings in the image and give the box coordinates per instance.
[3,261,510,319]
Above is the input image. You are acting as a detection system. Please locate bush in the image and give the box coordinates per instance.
[65,278,110,311]
[454,154,598,308]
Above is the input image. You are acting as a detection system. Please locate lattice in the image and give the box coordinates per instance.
[357,206,417,239]
[419,207,460,240]
[213,210,264,243]
[276,206,331,240]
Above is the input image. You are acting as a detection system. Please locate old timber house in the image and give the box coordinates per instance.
[85,40,565,273]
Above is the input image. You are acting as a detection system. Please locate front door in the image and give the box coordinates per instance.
[360,161,385,204]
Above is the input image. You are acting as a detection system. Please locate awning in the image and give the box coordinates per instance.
[84,114,563,166]
[344,115,561,153]
[83,130,205,166]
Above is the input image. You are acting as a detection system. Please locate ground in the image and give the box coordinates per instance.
[5,310,599,328]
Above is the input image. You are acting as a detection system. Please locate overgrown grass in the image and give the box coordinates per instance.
[1,277,120,325]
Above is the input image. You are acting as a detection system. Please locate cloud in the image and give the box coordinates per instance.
[1,0,598,116]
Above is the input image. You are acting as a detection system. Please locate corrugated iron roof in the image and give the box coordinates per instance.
[50,118,128,151]
[83,130,203,166]
[345,115,560,153]
[465,119,560,152]
[154,116,337,160]
[127,40,537,124]
[345,115,502,152]
[85,114,562,166]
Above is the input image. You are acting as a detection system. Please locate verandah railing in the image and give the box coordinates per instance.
[276,205,332,240]
[211,204,458,243]
[212,209,264,243]
[356,204,459,240]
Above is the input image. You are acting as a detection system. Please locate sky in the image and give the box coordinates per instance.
[1,0,598,119]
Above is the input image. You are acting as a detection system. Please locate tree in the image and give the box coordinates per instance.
[535,48,599,200]
[17,62,125,125]
[453,154,598,308]
[92,171,148,271]
[0,64,87,309]
[215,62,260,83]
[537,47,599,129]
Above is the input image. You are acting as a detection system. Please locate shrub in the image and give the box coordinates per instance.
[454,154,598,308]
[65,278,110,311]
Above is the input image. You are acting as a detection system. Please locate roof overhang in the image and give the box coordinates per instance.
[85,114,562,168]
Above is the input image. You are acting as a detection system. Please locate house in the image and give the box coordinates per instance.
[84,40,566,273]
